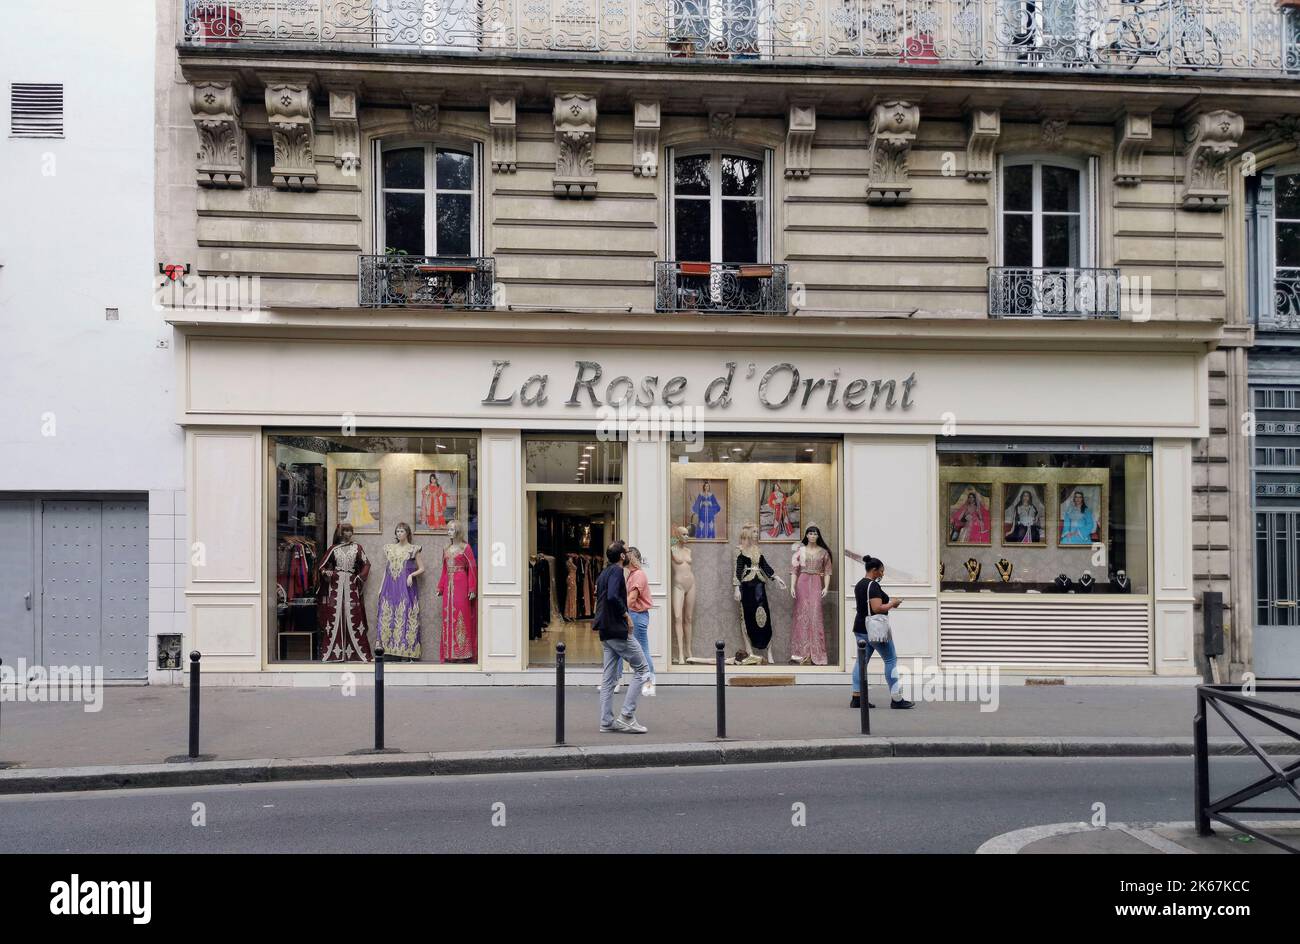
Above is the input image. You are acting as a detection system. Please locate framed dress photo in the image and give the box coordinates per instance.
[757,479,801,542]
[414,469,459,534]
[685,478,727,541]
[336,469,381,534]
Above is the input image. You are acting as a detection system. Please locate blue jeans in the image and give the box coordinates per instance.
[618,610,655,678]
[850,633,901,698]
[601,636,650,728]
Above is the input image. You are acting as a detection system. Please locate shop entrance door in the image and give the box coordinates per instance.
[1255,510,1300,679]
[523,436,626,667]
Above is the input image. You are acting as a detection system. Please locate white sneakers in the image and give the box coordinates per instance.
[613,714,647,734]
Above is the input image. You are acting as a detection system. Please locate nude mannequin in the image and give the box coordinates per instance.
[670,526,699,664]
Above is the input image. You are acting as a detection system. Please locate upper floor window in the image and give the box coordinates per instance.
[1249,168,1300,330]
[379,142,476,257]
[1000,158,1089,269]
[673,0,762,56]
[670,148,767,264]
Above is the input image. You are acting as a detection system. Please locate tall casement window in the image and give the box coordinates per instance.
[378,142,477,257]
[674,0,762,55]
[670,149,767,264]
[1246,168,1300,331]
[1000,158,1089,269]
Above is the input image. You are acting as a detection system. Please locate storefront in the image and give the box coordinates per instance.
[175,319,1211,682]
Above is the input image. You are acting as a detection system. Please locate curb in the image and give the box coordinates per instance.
[0,736,1292,795]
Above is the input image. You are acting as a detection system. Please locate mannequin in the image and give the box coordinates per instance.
[437,519,478,662]
[670,525,703,664]
[377,522,425,661]
[317,523,373,662]
[734,523,786,665]
[789,524,831,665]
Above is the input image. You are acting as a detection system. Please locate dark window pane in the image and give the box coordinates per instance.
[1042,214,1081,267]
[674,154,711,196]
[254,142,274,188]
[674,199,711,261]
[383,147,424,190]
[1002,213,1033,266]
[384,192,425,255]
[1277,222,1300,267]
[1041,165,1080,213]
[1278,173,1300,218]
[722,200,759,263]
[1003,164,1033,211]
[436,148,473,191]
[722,155,761,197]
[436,193,472,256]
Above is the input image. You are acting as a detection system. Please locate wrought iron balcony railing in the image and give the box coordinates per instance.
[655,261,789,314]
[182,0,1300,75]
[1271,275,1300,329]
[988,266,1124,318]
[358,254,495,308]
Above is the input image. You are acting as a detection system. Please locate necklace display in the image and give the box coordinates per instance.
[964,558,981,582]
[995,558,1013,583]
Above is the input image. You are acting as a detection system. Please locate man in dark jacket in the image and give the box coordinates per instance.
[596,540,651,733]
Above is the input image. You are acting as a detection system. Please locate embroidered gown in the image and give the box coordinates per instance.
[420,483,448,529]
[691,491,722,539]
[735,550,776,652]
[790,546,831,665]
[438,543,479,662]
[768,491,794,538]
[317,541,373,662]
[377,542,421,660]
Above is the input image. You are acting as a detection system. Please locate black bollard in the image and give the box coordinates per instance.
[188,651,202,759]
[374,646,386,752]
[1193,689,1210,836]
[858,639,870,735]
[555,642,566,745]
[715,640,726,739]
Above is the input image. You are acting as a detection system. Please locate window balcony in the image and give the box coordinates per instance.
[987,266,1123,319]
[182,0,1300,76]
[358,255,495,309]
[1272,275,1300,330]
[655,261,789,314]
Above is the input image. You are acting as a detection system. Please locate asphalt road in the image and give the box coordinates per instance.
[2,756,1279,853]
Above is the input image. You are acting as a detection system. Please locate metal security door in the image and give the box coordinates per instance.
[101,500,148,679]
[1255,510,1300,679]
[41,501,102,669]
[0,501,36,668]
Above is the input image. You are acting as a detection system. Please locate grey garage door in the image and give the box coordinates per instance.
[0,501,36,668]
[41,499,148,679]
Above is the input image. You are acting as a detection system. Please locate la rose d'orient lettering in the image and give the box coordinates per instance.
[482,360,918,412]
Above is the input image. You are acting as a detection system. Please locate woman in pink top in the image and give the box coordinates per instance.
[620,546,656,696]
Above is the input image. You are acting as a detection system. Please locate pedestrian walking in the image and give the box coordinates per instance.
[850,555,915,710]
[596,540,652,733]
[622,546,656,696]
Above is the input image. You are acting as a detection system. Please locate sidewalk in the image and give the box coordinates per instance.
[978,821,1300,854]
[1,682,1296,770]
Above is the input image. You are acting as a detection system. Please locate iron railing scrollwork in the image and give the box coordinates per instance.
[1272,275,1300,330]
[988,266,1123,318]
[359,254,495,308]
[181,1,1300,76]
[1194,684,1300,854]
[655,261,789,314]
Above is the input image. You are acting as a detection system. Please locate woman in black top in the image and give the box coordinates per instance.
[850,556,914,710]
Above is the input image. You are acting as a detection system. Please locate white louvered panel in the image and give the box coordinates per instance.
[940,600,1151,667]
[10,83,64,138]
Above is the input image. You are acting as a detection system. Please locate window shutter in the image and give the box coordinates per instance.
[1254,170,1278,329]
[10,83,64,138]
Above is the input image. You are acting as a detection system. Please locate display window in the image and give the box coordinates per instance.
[268,432,480,665]
[669,437,841,667]
[937,443,1150,594]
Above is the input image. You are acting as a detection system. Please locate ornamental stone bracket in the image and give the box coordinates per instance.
[553,92,597,198]
[263,77,318,192]
[964,107,1000,181]
[1114,111,1153,186]
[785,102,817,179]
[1182,109,1244,211]
[488,90,518,173]
[328,88,361,175]
[865,100,920,205]
[190,80,246,188]
[704,97,741,142]
[632,99,661,178]
[406,89,443,133]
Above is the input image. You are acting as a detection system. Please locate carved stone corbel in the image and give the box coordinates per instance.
[964,107,1000,181]
[1182,109,1243,211]
[190,80,246,188]
[328,88,361,175]
[263,78,317,191]
[785,102,816,179]
[632,99,661,178]
[553,92,597,198]
[865,100,919,205]
[488,91,517,173]
[1114,111,1152,186]
[704,97,740,142]
[1040,118,1069,149]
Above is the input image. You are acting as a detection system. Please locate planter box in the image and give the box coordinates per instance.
[679,262,713,276]
[738,265,774,279]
